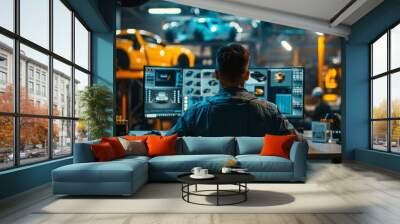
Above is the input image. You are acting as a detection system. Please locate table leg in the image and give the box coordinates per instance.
[245,183,247,201]
[187,184,190,202]
[217,184,219,206]
[195,184,198,192]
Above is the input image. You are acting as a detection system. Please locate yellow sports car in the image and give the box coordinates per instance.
[116,29,195,72]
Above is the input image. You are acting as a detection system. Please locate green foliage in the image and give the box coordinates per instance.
[79,84,113,140]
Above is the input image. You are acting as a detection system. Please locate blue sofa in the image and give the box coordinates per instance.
[52,136,308,196]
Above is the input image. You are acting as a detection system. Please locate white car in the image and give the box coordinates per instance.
[155,92,169,103]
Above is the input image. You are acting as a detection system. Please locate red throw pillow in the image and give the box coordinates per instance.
[260,134,296,159]
[146,135,177,157]
[101,137,127,158]
[124,135,149,141]
[91,142,117,162]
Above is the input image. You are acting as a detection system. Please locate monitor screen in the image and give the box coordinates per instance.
[144,67,183,118]
[144,66,304,119]
[182,68,219,111]
[245,67,304,118]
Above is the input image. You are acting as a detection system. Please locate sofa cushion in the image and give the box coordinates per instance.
[147,135,177,157]
[53,158,147,183]
[73,140,100,163]
[101,137,127,158]
[236,155,293,172]
[180,137,235,155]
[260,134,296,159]
[149,154,235,172]
[236,137,263,155]
[118,138,147,156]
[91,142,118,162]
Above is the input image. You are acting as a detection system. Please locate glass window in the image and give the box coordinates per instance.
[28,81,34,93]
[74,18,89,70]
[371,24,400,153]
[142,34,160,45]
[391,72,400,118]
[0,0,91,169]
[0,35,14,113]
[41,85,46,96]
[372,76,387,119]
[53,0,72,60]
[28,67,34,79]
[20,0,49,49]
[0,116,14,170]
[372,33,387,76]
[53,119,72,157]
[53,59,72,117]
[391,120,400,153]
[36,84,40,95]
[74,69,89,118]
[391,24,400,70]
[75,120,88,143]
[20,44,49,115]
[372,121,388,151]
[19,117,49,165]
[0,54,7,67]
[0,0,14,31]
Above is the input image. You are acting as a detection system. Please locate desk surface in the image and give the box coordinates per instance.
[307,140,341,155]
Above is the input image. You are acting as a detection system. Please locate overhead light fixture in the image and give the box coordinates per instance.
[315,32,324,36]
[148,8,181,15]
[281,40,292,51]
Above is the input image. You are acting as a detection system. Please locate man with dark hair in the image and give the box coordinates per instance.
[167,43,293,137]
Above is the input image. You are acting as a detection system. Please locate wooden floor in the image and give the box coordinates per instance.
[1,161,400,224]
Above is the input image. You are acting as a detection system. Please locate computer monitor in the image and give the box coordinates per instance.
[144,66,304,119]
[182,68,219,111]
[245,67,304,118]
[143,66,183,118]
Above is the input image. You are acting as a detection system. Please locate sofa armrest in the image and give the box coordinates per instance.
[73,141,99,163]
[289,141,309,181]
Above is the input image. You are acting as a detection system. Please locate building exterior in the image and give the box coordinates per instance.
[0,41,75,156]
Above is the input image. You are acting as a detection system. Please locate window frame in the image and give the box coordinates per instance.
[369,20,400,154]
[0,0,92,171]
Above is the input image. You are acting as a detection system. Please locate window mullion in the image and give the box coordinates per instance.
[71,10,76,155]
[388,30,391,152]
[13,0,21,167]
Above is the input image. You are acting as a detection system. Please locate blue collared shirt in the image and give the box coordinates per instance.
[167,87,290,137]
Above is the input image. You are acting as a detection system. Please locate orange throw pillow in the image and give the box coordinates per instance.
[146,135,177,157]
[101,137,127,158]
[124,135,149,141]
[260,134,296,159]
[91,142,117,162]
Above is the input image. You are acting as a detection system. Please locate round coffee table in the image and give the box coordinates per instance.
[177,173,255,206]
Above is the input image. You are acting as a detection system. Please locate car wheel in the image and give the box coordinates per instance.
[194,30,204,42]
[177,55,190,67]
[116,49,130,70]
[228,29,237,41]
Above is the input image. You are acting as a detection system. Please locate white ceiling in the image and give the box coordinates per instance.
[168,0,384,38]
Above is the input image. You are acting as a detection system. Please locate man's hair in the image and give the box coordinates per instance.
[216,44,249,82]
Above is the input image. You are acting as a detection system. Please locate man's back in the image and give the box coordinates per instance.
[168,87,290,137]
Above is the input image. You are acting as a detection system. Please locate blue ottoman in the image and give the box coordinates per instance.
[52,156,148,196]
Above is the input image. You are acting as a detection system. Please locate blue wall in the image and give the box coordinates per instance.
[344,0,400,170]
[0,158,72,199]
[0,0,116,200]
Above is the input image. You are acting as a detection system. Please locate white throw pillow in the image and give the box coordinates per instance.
[118,137,147,156]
